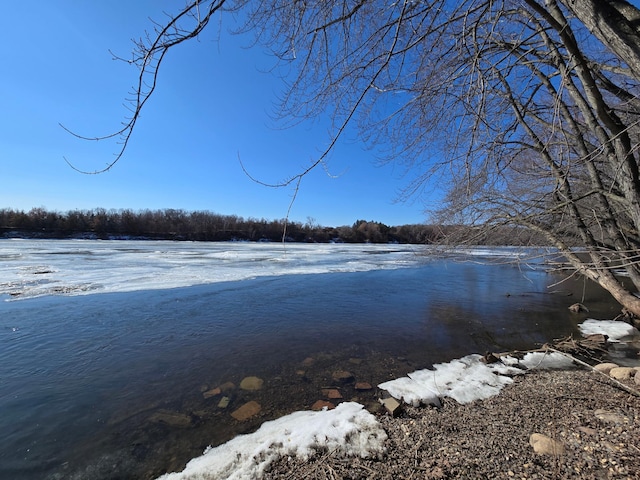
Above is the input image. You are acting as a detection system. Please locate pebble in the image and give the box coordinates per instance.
[379,397,402,416]
[529,433,564,455]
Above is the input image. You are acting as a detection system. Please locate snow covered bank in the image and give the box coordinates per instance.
[378,352,573,406]
[156,402,386,480]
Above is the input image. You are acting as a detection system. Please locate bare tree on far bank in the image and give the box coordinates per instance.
[0,207,446,244]
[66,1,640,316]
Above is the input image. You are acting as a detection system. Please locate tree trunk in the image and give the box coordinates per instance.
[587,269,640,317]
[560,0,640,80]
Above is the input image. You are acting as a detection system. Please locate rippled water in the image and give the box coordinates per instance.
[0,240,621,479]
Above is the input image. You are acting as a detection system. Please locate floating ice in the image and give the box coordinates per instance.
[156,402,386,480]
[579,319,640,342]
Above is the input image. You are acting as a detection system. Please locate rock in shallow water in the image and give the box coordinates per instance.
[311,400,335,411]
[322,388,343,399]
[149,410,192,428]
[332,370,355,383]
[239,376,264,391]
[202,387,221,399]
[231,401,262,421]
[355,382,373,391]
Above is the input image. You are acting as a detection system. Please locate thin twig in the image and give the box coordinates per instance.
[546,346,640,397]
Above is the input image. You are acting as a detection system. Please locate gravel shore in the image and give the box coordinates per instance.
[263,368,640,479]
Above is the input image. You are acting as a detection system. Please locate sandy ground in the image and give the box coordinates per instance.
[263,368,640,479]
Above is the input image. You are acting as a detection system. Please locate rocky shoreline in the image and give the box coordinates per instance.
[262,365,640,479]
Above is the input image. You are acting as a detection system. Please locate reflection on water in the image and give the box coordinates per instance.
[0,258,621,479]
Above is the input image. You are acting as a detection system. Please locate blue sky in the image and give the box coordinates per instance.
[0,1,434,227]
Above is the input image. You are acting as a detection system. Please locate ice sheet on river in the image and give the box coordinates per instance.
[0,240,535,301]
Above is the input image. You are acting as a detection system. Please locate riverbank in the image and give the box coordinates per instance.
[263,367,640,479]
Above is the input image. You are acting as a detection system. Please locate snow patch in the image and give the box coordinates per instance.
[156,402,386,480]
[579,319,640,342]
[517,351,576,370]
[379,352,574,406]
[379,354,523,406]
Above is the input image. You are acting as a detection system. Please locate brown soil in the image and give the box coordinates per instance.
[263,368,640,479]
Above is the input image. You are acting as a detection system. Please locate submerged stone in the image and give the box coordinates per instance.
[240,376,264,391]
[332,370,355,383]
[311,400,335,411]
[322,388,343,399]
[203,387,222,399]
[355,382,373,391]
[594,409,629,424]
[218,396,230,409]
[219,381,236,393]
[231,401,261,421]
[149,410,192,428]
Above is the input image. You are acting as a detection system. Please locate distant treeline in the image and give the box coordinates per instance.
[0,208,548,245]
[0,208,443,244]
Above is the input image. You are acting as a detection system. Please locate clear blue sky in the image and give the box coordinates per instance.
[0,1,433,227]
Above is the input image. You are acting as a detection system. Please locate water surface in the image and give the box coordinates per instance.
[0,240,620,479]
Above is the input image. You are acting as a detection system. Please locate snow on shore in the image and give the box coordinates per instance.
[378,352,573,406]
[156,319,625,480]
[156,402,386,480]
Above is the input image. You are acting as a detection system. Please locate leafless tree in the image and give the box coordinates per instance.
[66,0,640,315]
